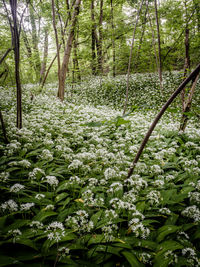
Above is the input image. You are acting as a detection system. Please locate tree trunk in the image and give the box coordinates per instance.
[0,48,13,65]
[52,0,62,98]
[73,37,81,81]
[91,0,96,75]
[0,110,9,144]
[147,8,159,74]
[29,4,41,81]
[110,0,116,77]
[154,0,163,90]
[123,0,145,116]
[181,27,190,110]
[40,28,49,84]
[98,0,103,74]
[179,74,199,132]
[58,0,81,101]
[134,3,148,71]
[10,0,22,129]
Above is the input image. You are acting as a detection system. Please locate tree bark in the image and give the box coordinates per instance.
[10,0,22,129]
[134,3,148,71]
[98,0,103,74]
[147,7,159,74]
[111,0,116,77]
[123,0,145,116]
[179,74,199,132]
[127,63,200,178]
[58,0,81,101]
[91,0,96,75]
[52,0,62,98]
[154,0,163,90]
[0,110,9,144]
[40,28,49,84]
[29,4,41,81]
[0,48,13,65]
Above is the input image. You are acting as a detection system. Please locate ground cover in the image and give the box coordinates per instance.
[0,73,200,266]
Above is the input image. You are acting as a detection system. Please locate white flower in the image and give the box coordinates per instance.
[68,159,83,170]
[159,207,171,215]
[35,194,45,200]
[182,205,200,222]
[29,168,45,180]
[30,221,43,229]
[147,190,161,206]
[1,199,18,212]
[0,172,9,182]
[8,229,22,243]
[188,192,200,204]
[104,168,117,180]
[10,183,25,193]
[20,202,35,211]
[18,160,31,168]
[45,204,54,210]
[45,176,59,188]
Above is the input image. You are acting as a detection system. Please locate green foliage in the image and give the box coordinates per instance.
[0,75,200,266]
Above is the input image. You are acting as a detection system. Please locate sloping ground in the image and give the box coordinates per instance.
[0,75,200,266]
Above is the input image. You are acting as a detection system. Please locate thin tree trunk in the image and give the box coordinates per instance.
[134,3,148,71]
[91,0,96,75]
[127,63,200,178]
[0,48,13,65]
[179,74,199,131]
[10,0,22,129]
[98,0,103,73]
[123,0,145,116]
[147,8,159,73]
[0,110,9,144]
[40,28,49,84]
[58,0,81,101]
[111,0,116,77]
[154,0,163,90]
[29,4,41,81]
[42,1,76,88]
[73,37,81,81]
[52,0,62,98]
[181,27,190,111]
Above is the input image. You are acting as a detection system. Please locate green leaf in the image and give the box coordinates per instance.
[56,181,69,193]
[121,251,144,267]
[55,192,69,203]
[15,238,38,250]
[156,225,180,242]
[32,211,57,222]
[0,255,20,267]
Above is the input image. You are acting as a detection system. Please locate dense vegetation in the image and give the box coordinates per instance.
[0,74,200,266]
[0,0,200,266]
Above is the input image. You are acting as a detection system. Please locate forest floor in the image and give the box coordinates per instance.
[0,73,200,266]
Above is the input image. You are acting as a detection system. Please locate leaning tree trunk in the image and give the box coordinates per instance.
[58,0,81,101]
[9,0,22,129]
[127,63,200,178]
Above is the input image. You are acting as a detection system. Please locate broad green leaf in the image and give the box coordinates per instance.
[122,251,144,267]
[0,255,20,267]
[55,192,69,203]
[32,211,57,221]
[156,225,180,242]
